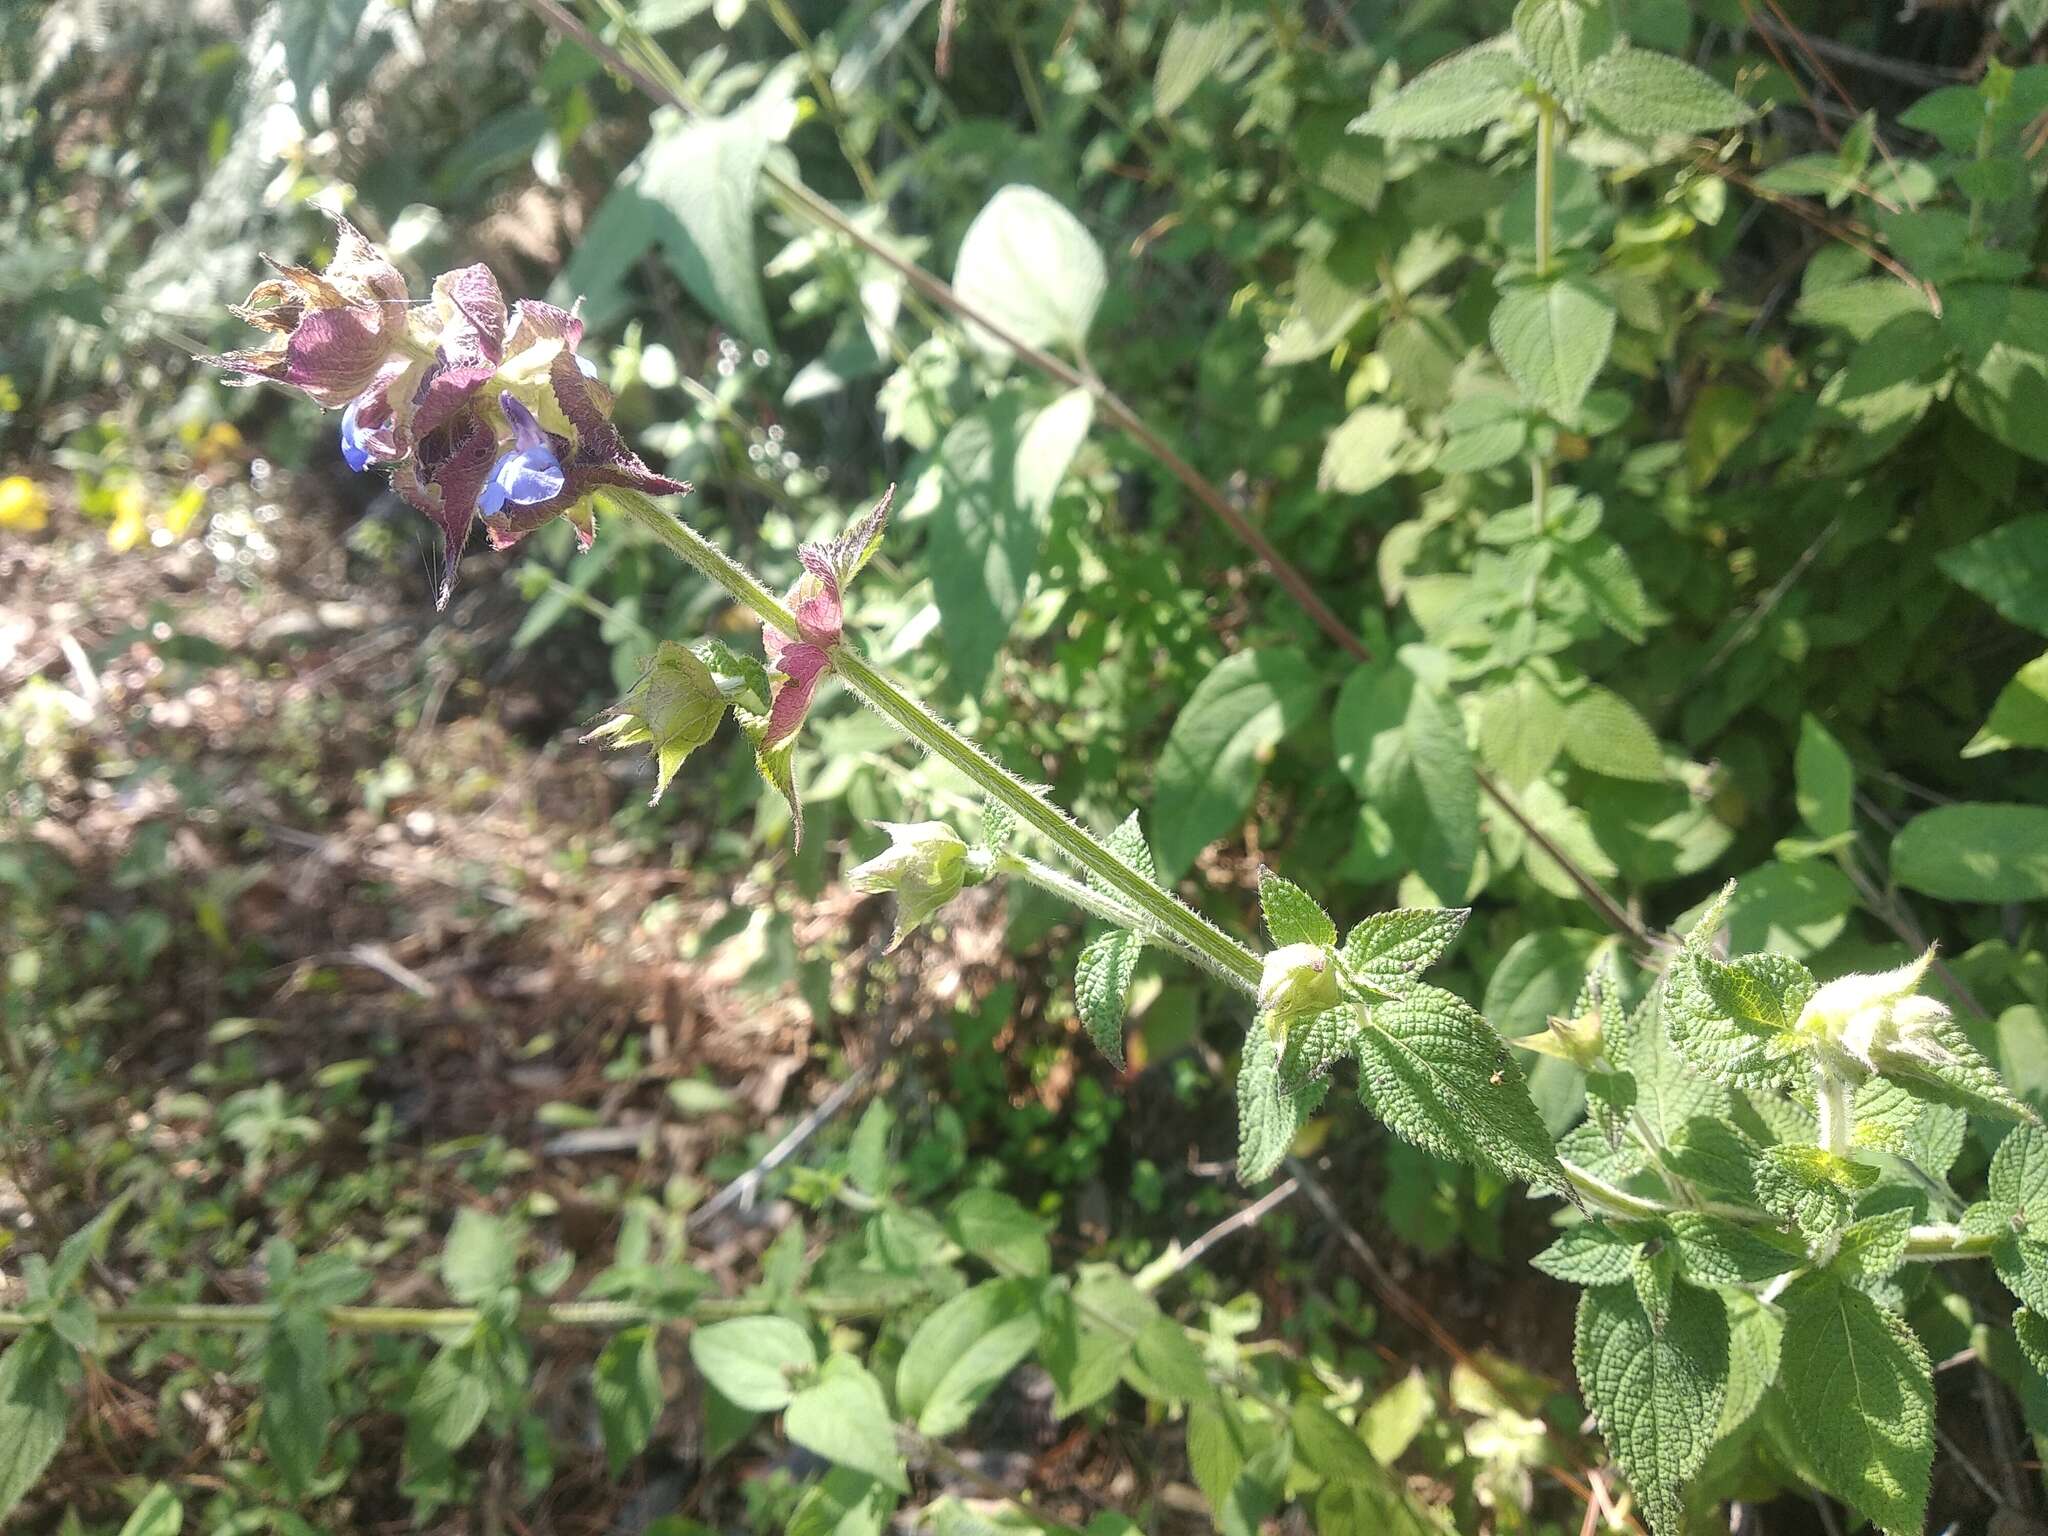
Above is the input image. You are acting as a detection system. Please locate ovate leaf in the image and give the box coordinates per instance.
[785,1355,908,1491]
[1937,513,2048,635]
[1491,276,1616,419]
[924,400,1040,697]
[895,1279,1042,1436]
[1795,715,1855,838]
[688,1316,817,1412]
[1891,802,2048,902]
[0,1330,77,1524]
[1512,0,1619,98]
[1532,1222,1640,1285]
[593,1326,664,1474]
[1964,652,2048,756]
[1319,405,1410,494]
[954,186,1107,356]
[1259,869,1337,948]
[1156,14,1253,116]
[1575,1282,1729,1536]
[1563,686,1665,781]
[1350,40,1530,140]
[1354,984,1571,1197]
[1154,649,1320,881]
[1238,1035,1324,1184]
[945,1189,1051,1279]
[1339,908,1468,998]
[1581,46,1754,139]
[1778,1274,1932,1536]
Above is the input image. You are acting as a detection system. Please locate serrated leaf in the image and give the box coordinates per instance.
[785,1355,908,1491]
[1660,953,1806,1088]
[593,1326,663,1474]
[1339,908,1468,997]
[954,185,1106,356]
[1513,0,1619,97]
[1278,1004,1366,1092]
[1099,809,1157,886]
[1399,674,1481,900]
[1154,648,1321,882]
[1631,1244,1677,1335]
[1076,931,1140,1069]
[688,1316,816,1412]
[1350,39,1529,140]
[1558,535,1659,643]
[1581,45,1754,139]
[1871,1004,2035,1124]
[1795,715,1855,839]
[1237,1034,1322,1184]
[1533,1222,1639,1285]
[1575,1282,1728,1536]
[1259,869,1337,948]
[1778,1274,1931,1536]
[2019,1309,2048,1378]
[1833,1208,1913,1286]
[1477,673,1566,787]
[1354,983,1571,1197]
[1753,1144,1876,1240]
[1491,276,1616,419]
[1562,685,1665,782]
[442,1209,519,1304]
[408,1341,492,1463]
[1701,951,1816,1034]
[1665,1213,1800,1285]
[896,1279,1041,1436]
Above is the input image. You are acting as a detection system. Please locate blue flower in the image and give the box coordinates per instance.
[339,398,374,472]
[478,392,565,517]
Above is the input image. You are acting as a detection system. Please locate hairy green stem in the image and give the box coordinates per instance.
[604,487,1264,992]
[991,852,1256,992]
[0,1301,648,1334]
[1534,96,1558,281]
[1815,1068,1853,1158]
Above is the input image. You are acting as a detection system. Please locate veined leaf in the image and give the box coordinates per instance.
[1563,685,1665,782]
[1350,39,1530,141]
[1491,275,1616,419]
[1795,715,1855,838]
[1156,14,1253,116]
[785,1355,908,1491]
[1533,1221,1639,1285]
[1259,869,1337,949]
[1238,1035,1324,1184]
[1340,908,1468,998]
[0,1330,77,1524]
[1778,1274,1932,1536]
[1355,984,1571,1197]
[1512,0,1619,98]
[1581,46,1754,139]
[688,1316,816,1412]
[1575,1282,1729,1536]
[896,1278,1041,1436]
[954,186,1106,356]
[1076,931,1141,1068]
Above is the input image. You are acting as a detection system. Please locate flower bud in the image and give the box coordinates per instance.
[1796,949,1952,1081]
[583,642,727,805]
[1515,1009,1606,1069]
[1258,943,1341,1027]
[848,821,970,951]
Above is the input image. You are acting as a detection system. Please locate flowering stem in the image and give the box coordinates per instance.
[604,488,1265,993]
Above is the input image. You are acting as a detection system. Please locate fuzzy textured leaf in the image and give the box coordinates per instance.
[1575,1282,1729,1536]
[1581,46,1754,138]
[1076,931,1140,1068]
[1340,908,1468,998]
[1491,276,1616,419]
[1350,40,1529,140]
[1260,869,1337,949]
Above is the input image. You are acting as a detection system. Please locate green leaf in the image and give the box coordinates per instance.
[945,1189,1050,1279]
[1100,810,1157,885]
[1015,388,1095,522]
[1665,1213,1800,1285]
[1153,648,1320,881]
[561,77,795,340]
[1354,983,1571,1197]
[1476,673,1567,788]
[688,1317,817,1412]
[1155,13,1252,116]
[408,1341,492,1463]
[1076,931,1140,1068]
[1891,802,2048,902]
[896,1278,1042,1436]
[281,0,374,128]
[788,1468,896,1536]
[1562,686,1665,781]
[785,1355,907,1491]
[1833,1208,1913,1286]
[1580,45,1754,138]
[924,400,1041,697]
[1259,870,1337,949]
[441,1209,518,1304]
[1490,276,1616,420]
[261,1311,331,1495]
[594,1326,663,1475]
[1340,908,1468,998]
[1753,1144,1876,1240]
[114,1484,182,1536]
[1349,39,1529,140]
[1532,1222,1639,1285]
[1237,1034,1322,1183]
[1512,0,1619,98]
[953,185,1106,356]
[1965,652,2048,756]
[1319,404,1411,495]
[1869,1004,2034,1125]
[1778,1274,1932,1536]
[1397,673,1481,900]
[586,641,729,805]
[1575,1282,1729,1536]
[1794,715,1855,838]
[0,1330,76,1524]
[1557,535,1660,644]
[1660,953,1804,1087]
[1290,1399,1384,1486]
[1937,513,2048,634]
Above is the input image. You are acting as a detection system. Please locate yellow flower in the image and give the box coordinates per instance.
[108,482,148,552]
[0,476,48,532]
[165,484,206,537]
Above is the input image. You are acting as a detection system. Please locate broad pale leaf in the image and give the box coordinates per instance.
[1795,715,1855,838]
[924,400,1041,696]
[1154,649,1320,881]
[946,1189,1050,1278]
[1581,46,1754,138]
[688,1316,817,1412]
[1575,1282,1729,1536]
[785,1355,908,1491]
[1891,802,2048,903]
[1562,686,1665,782]
[1491,276,1616,419]
[954,186,1106,356]
[1156,14,1252,116]
[1354,984,1571,1196]
[1512,0,1619,98]
[1350,40,1529,140]
[1779,1274,1932,1536]
[1319,404,1410,494]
